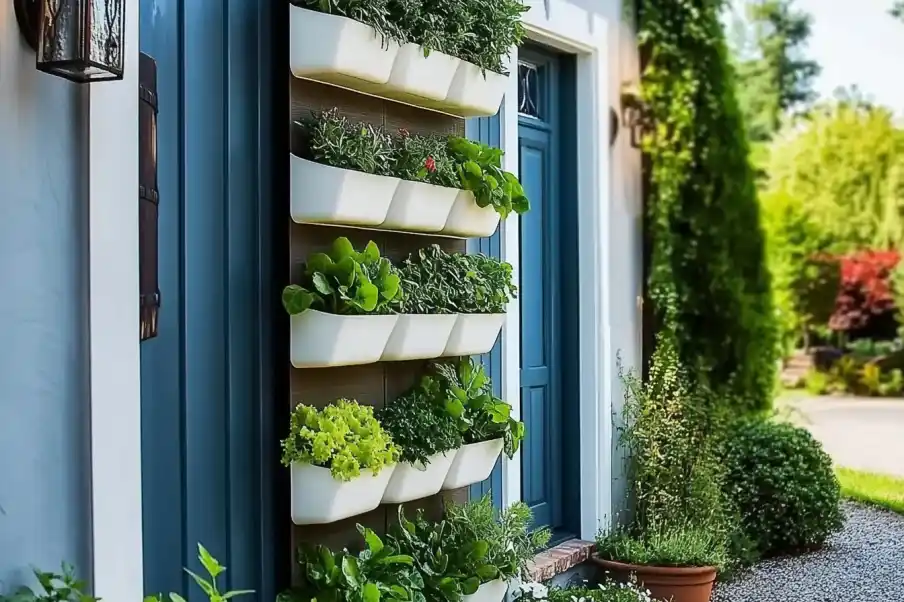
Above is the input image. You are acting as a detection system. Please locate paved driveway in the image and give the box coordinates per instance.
[781,395,904,476]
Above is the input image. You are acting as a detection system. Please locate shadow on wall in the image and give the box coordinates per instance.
[0,3,91,592]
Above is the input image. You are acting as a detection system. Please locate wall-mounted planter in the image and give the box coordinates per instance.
[289,5,400,85]
[462,579,508,602]
[291,311,398,368]
[288,7,507,118]
[441,191,501,238]
[291,156,399,227]
[442,438,504,490]
[388,44,461,102]
[443,313,506,357]
[382,180,459,233]
[381,314,458,361]
[291,463,396,525]
[381,450,458,504]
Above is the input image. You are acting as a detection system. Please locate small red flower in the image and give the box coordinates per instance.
[398,128,410,137]
[425,156,436,173]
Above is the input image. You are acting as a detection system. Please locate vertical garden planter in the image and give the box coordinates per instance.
[388,44,462,102]
[381,314,458,361]
[442,438,504,490]
[291,156,400,227]
[441,190,501,237]
[444,63,510,118]
[289,6,400,84]
[443,313,506,356]
[290,311,399,368]
[382,181,459,233]
[462,579,508,602]
[381,450,459,504]
[290,463,396,525]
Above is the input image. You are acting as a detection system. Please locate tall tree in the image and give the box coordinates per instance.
[734,0,821,142]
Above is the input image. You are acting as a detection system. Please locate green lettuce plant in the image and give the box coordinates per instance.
[282,237,402,316]
[280,399,398,481]
[432,358,524,457]
[376,377,463,466]
[280,525,425,602]
[448,137,529,219]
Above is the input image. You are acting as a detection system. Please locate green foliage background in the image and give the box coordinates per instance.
[640,0,778,412]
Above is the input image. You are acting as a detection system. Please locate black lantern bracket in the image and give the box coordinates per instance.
[14,0,40,51]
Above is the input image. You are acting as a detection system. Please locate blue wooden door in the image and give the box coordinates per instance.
[518,49,563,533]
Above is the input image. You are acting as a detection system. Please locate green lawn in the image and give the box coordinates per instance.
[836,467,904,515]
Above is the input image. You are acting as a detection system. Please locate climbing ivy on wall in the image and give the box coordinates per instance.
[639,0,778,413]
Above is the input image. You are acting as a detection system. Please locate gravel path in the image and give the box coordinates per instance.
[713,502,904,602]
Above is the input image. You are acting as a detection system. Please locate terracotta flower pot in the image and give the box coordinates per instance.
[590,556,717,602]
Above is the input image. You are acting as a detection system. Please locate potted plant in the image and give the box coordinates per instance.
[280,399,398,524]
[376,377,464,503]
[443,496,550,602]
[433,358,524,489]
[291,110,400,226]
[590,335,730,602]
[282,236,402,367]
[279,525,425,602]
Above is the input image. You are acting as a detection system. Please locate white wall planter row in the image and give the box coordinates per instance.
[291,156,501,238]
[290,463,396,525]
[381,450,458,504]
[442,438,505,490]
[289,6,509,118]
[462,579,508,602]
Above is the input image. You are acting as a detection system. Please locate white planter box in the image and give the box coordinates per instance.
[462,579,507,602]
[289,6,400,84]
[291,157,399,227]
[291,462,396,525]
[382,181,459,233]
[291,311,398,368]
[381,450,458,504]
[381,314,458,361]
[445,63,510,118]
[388,44,461,102]
[442,439,504,490]
[440,190,501,238]
[443,313,506,357]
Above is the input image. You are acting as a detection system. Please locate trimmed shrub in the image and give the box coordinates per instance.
[722,418,843,557]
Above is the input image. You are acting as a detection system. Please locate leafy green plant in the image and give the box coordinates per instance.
[280,399,398,481]
[0,564,98,602]
[524,581,655,602]
[376,377,463,466]
[388,507,489,601]
[391,131,458,189]
[595,522,728,570]
[879,368,903,395]
[146,544,253,602]
[396,245,517,315]
[295,110,395,176]
[455,0,528,74]
[722,417,843,557]
[443,496,550,582]
[803,369,830,395]
[282,237,402,316]
[432,358,524,457]
[448,137,529,219]
[280,525,425,602]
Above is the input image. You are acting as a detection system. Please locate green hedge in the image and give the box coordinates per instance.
[640,0,778,412]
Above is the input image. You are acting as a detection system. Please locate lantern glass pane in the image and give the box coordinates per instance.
[37,0,85,65]
[89,0,124,72]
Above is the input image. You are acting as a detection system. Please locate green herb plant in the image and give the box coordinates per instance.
[432,358,524,457]
[0,564,98,602]
[296,110,395,176]
[290,0,408,48]
[280,525,425,602]
[391,130,458,189]
[376,377,463,466]
[282,237,402,316]
[448,137,529,219]
[146,544,254,602]
[280,399,398,481]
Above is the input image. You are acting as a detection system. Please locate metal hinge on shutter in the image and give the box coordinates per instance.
[139,52,160,341]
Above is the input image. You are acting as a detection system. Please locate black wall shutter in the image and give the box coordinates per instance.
[139,52,160,341]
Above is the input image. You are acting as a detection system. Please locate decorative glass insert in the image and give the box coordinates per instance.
[518,62,540,118]
[35,0,125,83]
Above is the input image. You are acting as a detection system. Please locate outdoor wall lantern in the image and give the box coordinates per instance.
[621,83,649,149]
[14,0,125,83]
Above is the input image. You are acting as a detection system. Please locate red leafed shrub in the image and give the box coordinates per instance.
[829,250,900,333]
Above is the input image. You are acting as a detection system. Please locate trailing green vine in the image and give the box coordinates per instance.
[639,0,778,412]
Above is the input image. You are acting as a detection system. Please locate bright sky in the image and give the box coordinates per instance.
[793,0,904,114]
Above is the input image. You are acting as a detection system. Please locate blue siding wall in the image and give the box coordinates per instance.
[0,7,91,591]
[139,1,280,600]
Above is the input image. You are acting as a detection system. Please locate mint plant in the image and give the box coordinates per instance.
[448,137,529,219]
[282,237,402,316]
[0,564,97,602]
[281,399,398,481]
